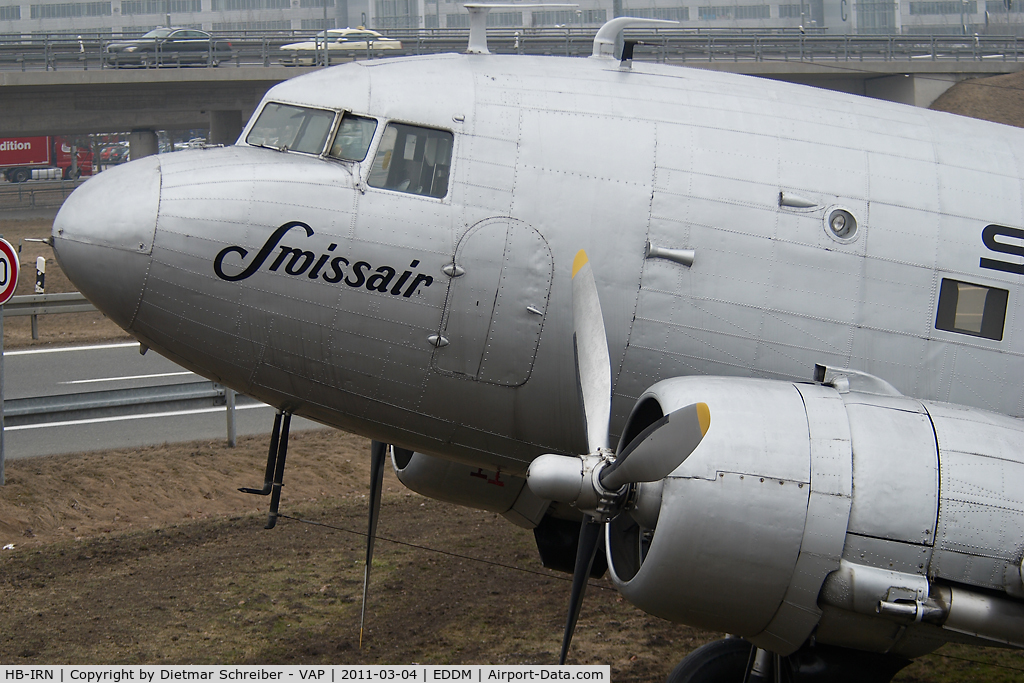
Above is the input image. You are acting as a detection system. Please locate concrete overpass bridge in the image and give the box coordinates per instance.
[1,32,1020,156]
[0,67,315,155]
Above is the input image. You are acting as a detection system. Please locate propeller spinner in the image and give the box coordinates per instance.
[527,250,710,664]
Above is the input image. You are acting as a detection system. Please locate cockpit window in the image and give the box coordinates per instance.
[367,122,453,198]
[328,114,378,162]
[246,102,336,155]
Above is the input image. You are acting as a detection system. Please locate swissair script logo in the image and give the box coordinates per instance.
[213,221,434,297]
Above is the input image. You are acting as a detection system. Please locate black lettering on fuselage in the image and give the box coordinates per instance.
[270,247,316,275]
[391,260,420,295]
[212,223,433,300]
[404,273,433,297]
[323,256,348,284]
[213,221,313,281]
[308,244,338,279]
[346,261,370,288]
[366,266,396,292]
[981,224,1024,275]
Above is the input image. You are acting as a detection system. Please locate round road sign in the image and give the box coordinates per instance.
[0,238,20,306]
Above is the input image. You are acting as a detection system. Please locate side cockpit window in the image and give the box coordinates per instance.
[246,102,336,155]
[367,122,453,198]
[935,278,1009,341]
[328,114,378,162]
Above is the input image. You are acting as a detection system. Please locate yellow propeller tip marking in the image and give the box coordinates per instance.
[696,402,711,436]
[572,250,589,279]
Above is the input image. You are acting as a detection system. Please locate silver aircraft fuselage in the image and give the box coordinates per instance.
[53,53,1024,475]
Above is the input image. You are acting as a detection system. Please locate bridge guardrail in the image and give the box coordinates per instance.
[0,31,1021,70]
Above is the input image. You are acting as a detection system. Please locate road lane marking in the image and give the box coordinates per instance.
[6,342,139,356]
[59,371,195,385]
[5,402,274,431]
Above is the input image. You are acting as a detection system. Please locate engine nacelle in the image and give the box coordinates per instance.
[606,375,1024,658]
[391,448,549,529]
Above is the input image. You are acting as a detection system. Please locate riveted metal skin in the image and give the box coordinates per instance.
[52,44,1024,667]
[54,53,1024,465]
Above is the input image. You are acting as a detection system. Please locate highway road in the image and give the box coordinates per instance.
[3,341,321,459]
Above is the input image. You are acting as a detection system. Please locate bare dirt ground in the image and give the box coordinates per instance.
[0,428,1021,680]
[0,430,711,676]
[930,70,1024,128]
[3,152,1024,681]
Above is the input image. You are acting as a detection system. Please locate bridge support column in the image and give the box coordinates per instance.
[128,129,159,160]
[210,110,244,145]
[865,73,962,108]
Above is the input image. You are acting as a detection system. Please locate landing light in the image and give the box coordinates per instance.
[826,208,858,242]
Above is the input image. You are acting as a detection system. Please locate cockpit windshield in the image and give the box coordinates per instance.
[328,114,377,162]
[246,102,336,155]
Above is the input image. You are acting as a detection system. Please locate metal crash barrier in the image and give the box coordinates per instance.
[4,380,247,445]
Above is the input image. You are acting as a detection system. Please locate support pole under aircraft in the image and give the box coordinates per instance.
[238,410,283,496]
[359,440,388,648]
[225,388,236,447]
[236,409,291,527]
[264,412,291,529]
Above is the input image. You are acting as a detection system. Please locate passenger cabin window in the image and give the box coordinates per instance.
[328,114,377,162]
[246,102,336,155]
[367,123,453,198]
[935,278,1009,341]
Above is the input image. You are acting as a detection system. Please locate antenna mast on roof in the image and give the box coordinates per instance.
[590,17,679,59]
[463,3,578,54]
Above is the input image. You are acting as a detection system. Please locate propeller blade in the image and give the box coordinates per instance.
[559,514,603,665]
[571,250,612,455]
[600,402,711,491]
[359,439,388,648]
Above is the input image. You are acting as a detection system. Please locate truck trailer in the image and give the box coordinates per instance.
[0,136,93,183]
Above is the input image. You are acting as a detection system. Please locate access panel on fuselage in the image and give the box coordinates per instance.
[432,217,552,386]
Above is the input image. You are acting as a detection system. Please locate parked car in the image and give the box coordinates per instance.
[173,138,207,151]
[280,28,402,66]
[104,28,232,67]
[99,143,129,164]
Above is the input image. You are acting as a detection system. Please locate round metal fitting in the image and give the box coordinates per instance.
[590,459,630,522]
[825,207,859,243]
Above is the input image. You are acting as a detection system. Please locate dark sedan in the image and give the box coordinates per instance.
[104,28,232,67]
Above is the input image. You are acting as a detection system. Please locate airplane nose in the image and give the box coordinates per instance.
[52,156,160,331]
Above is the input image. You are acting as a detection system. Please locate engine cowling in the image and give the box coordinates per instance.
[606,375,1024,658]
[390,448,548,529]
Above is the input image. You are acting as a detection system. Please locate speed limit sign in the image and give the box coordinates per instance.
[0,238,18,306]
[0,235,15,484]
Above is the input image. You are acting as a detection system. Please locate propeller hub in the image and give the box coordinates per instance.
[527,453,585,503]
[527,453,631,520]
[588,459,630,523]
